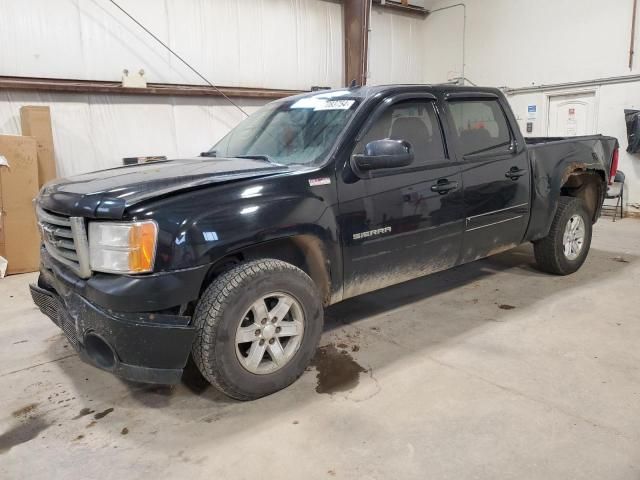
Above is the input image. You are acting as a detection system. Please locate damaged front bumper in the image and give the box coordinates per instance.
[30,250,199,384]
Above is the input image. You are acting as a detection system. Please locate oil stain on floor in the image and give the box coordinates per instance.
[93,408,114,420]
[611,256,630,263]
[73,407,95,420]
[310,344,366,394]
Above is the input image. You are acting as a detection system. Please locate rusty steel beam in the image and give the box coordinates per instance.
[0,76,304,99]
[343,0,371,87]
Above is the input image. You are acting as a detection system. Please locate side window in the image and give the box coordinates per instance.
[355,100,446,166]
[448,100,511,156]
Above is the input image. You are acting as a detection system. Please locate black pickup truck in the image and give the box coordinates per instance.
[31,85,619,400]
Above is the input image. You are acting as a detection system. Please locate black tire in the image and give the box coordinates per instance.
[191,259,323,400]
[533,196,593,275]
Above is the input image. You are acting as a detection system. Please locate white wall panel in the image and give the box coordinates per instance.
[0,0,344,90]
[77,0,176,83]
[368,7,428,85]
[427,0,640,88]
[0,90,267,177]
[0,0,85,80]
[423,5,464,83]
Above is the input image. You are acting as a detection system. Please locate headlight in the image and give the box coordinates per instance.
[88,221,158,274]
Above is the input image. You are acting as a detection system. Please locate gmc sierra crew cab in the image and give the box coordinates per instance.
[31,85,619,400]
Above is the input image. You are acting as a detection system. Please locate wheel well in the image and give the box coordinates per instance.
[560,171,605,222]
[201,235,332,306]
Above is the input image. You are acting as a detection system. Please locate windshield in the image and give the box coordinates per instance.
[210,92,360,166]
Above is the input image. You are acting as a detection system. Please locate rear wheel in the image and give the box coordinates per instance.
[533,196,592,275]
[191,259,323,400]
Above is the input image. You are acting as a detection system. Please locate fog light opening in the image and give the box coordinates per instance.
[84,333,117,370]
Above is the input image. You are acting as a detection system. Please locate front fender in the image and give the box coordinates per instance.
[125,169,340,273]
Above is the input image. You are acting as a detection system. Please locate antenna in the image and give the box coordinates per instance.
[108,0,249,117]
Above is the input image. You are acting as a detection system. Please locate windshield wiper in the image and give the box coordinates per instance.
[233,154,282,165]
[200,150,217,157]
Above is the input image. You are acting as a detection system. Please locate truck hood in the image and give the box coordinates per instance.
[38,157,290,219]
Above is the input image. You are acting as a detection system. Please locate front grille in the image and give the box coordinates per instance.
[36,206,91,278]
[59,311,79,349]
[30,285,79,349]
[32,286,62,325]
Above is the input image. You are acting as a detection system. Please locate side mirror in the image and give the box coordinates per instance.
[352,139,414,171]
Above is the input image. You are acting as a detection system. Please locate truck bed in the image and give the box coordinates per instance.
[524,134,612,146]
[523,134,618,243]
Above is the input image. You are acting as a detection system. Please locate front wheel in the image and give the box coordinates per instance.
[191,259,323,400]
[533,196,593,275]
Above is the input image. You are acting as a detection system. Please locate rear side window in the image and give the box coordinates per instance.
[355,100,446,166]
[449,100,511,156]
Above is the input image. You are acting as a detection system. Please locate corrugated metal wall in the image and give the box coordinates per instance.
[368,6,427,85]
[0,0,344,90]
[0,90,265,176]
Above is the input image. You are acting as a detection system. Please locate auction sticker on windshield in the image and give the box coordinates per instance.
[291,97,356,111]
[314,99,356,111]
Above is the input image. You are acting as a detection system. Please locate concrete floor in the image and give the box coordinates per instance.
[1,219,640,480]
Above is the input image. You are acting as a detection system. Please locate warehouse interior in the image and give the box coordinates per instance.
[1,1,640,479]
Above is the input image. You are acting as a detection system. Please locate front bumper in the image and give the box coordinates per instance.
[30,255,199,384]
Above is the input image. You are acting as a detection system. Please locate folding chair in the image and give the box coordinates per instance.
[603,170,625,221]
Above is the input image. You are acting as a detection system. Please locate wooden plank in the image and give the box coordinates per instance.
[20,106,57,187]
[0,76,305,99]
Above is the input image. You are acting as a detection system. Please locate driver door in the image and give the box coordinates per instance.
[337,96,465,299]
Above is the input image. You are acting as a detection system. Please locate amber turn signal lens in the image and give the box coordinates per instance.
[128,222,158,273]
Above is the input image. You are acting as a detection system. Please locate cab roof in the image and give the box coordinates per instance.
[278,84,503,103]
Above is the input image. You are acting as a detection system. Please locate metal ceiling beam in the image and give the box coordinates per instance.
[0,76,303,99]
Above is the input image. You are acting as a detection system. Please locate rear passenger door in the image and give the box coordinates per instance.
[445,94,531,262]
[338,95,465,299]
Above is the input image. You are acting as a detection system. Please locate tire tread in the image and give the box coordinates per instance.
[192,259,318,400]
[533,196,591,275]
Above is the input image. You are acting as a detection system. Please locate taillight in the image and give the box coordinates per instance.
[609,147,619,185]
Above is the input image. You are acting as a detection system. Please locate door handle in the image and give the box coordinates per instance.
[430,179,458,195]
[505,167,526,180]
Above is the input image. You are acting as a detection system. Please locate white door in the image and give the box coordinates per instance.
[547,91,597,137]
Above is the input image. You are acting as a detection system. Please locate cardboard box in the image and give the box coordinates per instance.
[0,135,40,275]
[20,106,57,187]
